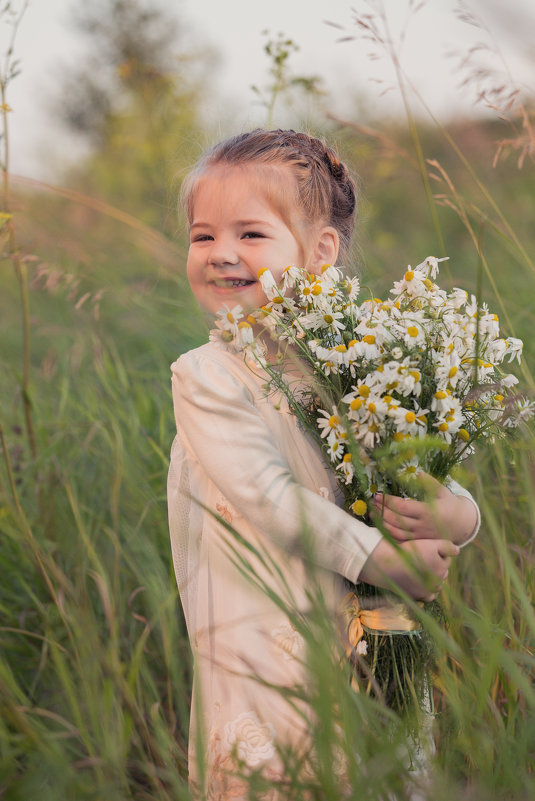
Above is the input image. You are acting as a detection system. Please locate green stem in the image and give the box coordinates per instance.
[0,4,37,460]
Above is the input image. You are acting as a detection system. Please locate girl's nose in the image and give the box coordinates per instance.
[207,238,239,267]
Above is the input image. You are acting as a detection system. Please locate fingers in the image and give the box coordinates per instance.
[437,539,460,559]
[372,493,424,520]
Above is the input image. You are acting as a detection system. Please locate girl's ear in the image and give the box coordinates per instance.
[309,226,340,271]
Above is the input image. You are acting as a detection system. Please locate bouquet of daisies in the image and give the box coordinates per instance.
[212,256,532,714]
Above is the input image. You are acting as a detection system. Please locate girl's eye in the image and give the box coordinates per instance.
[191,234,213,243]
[242,231,265,239]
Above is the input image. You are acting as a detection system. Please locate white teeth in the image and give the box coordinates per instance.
[212,279,253,288]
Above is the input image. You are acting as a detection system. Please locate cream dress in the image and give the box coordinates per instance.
[167,340,479,799]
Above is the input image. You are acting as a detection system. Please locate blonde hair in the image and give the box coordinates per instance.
[182,129,357,264]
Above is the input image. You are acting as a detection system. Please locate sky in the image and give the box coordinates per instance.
[3,0,534,179]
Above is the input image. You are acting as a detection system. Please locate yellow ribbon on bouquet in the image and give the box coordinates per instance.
[339,591,423,658]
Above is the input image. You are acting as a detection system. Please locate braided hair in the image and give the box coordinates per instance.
[182,129,357,264]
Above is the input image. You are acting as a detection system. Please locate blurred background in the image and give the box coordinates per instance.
[9,0,535,179]
[1,2,534,798]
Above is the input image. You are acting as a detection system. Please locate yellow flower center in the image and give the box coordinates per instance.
[434,391,447,400]
[311,283,322,296]
[238,321,251,329]
[438,422,449,432]
[404,270,414,282]
[448,366,458,378]
[358,385,370,398]
[329,415,340,428]
[407,326,419,338]
[343,453,352,463]
[351,499,367,516]
[405,411,416,423]
[221,330,234,343]
[226,312,235,323]
[368,402,377,414]
[350,398,363,411]
[393,432,405,442]
[257,268,268,277]
[320,263,331,273]
[335,344,347,353]
[458,428,470,441]
[363,334,376,345]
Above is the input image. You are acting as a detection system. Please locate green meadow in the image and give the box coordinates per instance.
[1,3,534,799]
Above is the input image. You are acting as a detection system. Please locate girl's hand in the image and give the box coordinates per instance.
[370,473,478,546]
[358,537,459,601]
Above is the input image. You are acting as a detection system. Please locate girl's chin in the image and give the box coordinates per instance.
[208,285,264,312]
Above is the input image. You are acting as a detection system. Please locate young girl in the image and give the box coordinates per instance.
[167,129,479,799]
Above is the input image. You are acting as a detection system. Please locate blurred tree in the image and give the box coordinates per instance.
[53,0,212,232]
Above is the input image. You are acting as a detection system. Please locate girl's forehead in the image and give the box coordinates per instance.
[192,163,296,214]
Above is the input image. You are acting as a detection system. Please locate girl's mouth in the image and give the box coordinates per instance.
[211,278,255,288]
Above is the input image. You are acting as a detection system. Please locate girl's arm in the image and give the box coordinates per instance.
[370,472,480,546]
[172,348,383,584]
[172,348,459,600]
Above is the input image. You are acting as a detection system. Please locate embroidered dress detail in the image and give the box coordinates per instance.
[224,711,276,768]
[271,622,305,661]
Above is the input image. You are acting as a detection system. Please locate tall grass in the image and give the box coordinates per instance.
[1,1,534,799]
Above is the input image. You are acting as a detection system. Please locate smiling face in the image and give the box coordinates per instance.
[186,165,307,316]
